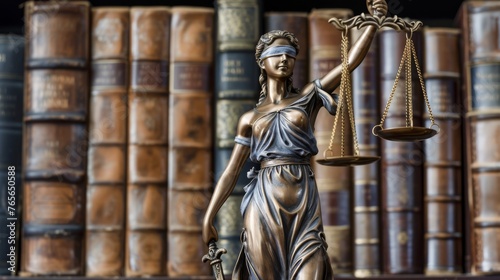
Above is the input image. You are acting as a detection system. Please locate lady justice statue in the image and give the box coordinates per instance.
[203,1,389,279]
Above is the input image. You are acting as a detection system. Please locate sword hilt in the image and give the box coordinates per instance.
[202,240,227,280]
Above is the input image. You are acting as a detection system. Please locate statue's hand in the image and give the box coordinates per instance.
[202,215,219,246]
[367,0,388,17]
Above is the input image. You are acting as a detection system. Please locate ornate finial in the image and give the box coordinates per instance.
[202,240,227,280]
[328,0,423,33]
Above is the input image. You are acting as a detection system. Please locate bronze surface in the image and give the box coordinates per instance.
[317,155,381,167]
[373,126,438,142]
[203,1,390,279]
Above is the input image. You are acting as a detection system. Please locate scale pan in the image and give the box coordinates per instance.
[317,155,381,167]
[374,126,437,142]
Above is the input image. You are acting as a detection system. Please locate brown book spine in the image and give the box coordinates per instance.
[167,7,214,277]
[21,1,90,276]
[378,28,424,275]
[422,27,463,276]
[126,7,170,276]
[264,12,308,89]
[309,9,354,275]
[86,7,129,276]
[458,1,500,275]
[350,26,381,278]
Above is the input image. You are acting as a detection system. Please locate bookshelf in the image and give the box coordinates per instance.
[1,0,464,33]
[3,0,491,279]
[0,275,496,280]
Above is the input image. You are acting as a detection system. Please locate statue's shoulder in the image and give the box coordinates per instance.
[239,109,256,127]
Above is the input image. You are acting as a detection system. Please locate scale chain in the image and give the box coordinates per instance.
[379,37,411,128]
[326,28,363,158]
[343,31,360,156]
[406,37,413,128]
[327,30,348,156]
[410,38,436,127]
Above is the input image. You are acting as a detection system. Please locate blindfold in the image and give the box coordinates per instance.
[259,45,297,60]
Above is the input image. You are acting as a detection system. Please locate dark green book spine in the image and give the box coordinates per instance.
[213,0,261,275]
[0,34,24,276]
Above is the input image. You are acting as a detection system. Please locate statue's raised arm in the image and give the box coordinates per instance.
[302,0,388,94]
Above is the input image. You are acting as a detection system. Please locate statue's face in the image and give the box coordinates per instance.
[260,38,296,79]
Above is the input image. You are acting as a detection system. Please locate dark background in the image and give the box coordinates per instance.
[1,0,464,34]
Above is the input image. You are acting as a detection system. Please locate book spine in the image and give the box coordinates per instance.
[308,8,354,275]
[167,7,214,277]
[460,1,500,275]
[422,27,463,275]
[86,7,129,276]
[0,34,24,275]
[21,1,89,276]
[378,28,424,275]
[350,26,381,278]
[213,0,261,275]
[126,7,170,276]
[264,12,308,89]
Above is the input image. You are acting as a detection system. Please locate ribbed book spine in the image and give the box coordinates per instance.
[126,7,170,276]
[350,26,381,278]
[213,0,261,275]
[422,27,463,275]
[21,1,90,275]
[458,1,500,275]
[378,28,424,275]
[167,6,214,277]
[86,7,129,276]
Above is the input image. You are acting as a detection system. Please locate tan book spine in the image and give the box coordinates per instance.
[126,7,170,276]
[308,8,354,275]
[21,1,90,276]
[86,7,129,276]
[167,6,214,277]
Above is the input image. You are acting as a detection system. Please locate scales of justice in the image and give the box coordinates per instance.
[203,0,439,278]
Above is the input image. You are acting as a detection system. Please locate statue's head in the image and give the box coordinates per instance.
[255,30,300,67]
[255,30,300,106]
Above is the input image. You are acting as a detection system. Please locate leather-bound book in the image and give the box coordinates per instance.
[350,26,381,278]
[213,0,261,275]
[21,1,89,276]
[308,8,354,275]
[86,7,129,276]
[422,27,463,276]
[167,6,214,276]
[0,34,24,275]
[264,12,308,89]
[457,1,500,275]
[126,7,170,276]
[378,27,424,275]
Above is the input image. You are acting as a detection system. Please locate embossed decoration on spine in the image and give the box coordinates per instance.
[86,7,129,276]
[213,0,261,275]
[126,7,170,277]
[21,1,90,276]
[168,7,214,277]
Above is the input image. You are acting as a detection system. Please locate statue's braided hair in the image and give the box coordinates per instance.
[255,30,300,106]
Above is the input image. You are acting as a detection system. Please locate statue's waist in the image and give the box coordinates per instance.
[260,157,310,168]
